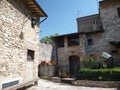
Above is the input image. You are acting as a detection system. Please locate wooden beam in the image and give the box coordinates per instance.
[24,0,47,17]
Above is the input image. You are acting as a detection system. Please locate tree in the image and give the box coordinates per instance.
[40,33,58,45]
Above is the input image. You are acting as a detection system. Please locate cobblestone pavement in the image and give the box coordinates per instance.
[27,79,117,90]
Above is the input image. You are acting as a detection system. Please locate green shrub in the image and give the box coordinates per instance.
[77,68,120,81]
[83,55,105,69]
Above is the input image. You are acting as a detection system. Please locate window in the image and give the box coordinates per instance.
[68,37,79,46]
[117,7,120,17]
[57,38,64,47]
[27,49,34,61]
[100,25,103,30]
[88,38,94,45]
[111,50,118,54]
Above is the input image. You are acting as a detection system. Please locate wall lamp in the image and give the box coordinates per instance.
[31,17,37,28]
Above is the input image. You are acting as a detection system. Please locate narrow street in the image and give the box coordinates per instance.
[26,79,117,90]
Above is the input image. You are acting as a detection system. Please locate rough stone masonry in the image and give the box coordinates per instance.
[0,0,46,85]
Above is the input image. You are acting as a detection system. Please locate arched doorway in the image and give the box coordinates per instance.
[69,55,80,77]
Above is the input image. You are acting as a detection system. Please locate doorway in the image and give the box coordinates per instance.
[69,55,80,77]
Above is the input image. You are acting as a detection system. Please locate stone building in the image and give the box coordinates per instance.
[53,0,120,76]
[77,14,102,33]
[99,0,120,65]
[0,0,47,89]
[77,14,105,55]
[53,32,86,76]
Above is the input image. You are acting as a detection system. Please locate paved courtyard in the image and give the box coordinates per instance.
[26,79,118,90]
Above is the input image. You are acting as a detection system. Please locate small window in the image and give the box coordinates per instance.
[100,25,103,30]
[92,21,98,24]
[57,38,64,47]
[117,7,120,17]
[68,37,79,46]
[31,17,37,28]
[27,49,34,61]
[111,50,118,54]
[88,38,94,45]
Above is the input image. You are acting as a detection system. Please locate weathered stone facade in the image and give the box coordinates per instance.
[86,31,106,55]
[57,34,86,65]
[54,28,105,68]
[0,0,47,88]
[99,0,120,65]
[77,14,102,33]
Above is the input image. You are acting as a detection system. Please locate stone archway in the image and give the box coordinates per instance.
[69,55,80,77]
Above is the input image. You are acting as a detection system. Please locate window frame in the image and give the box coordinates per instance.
[27,49,35,61]
[88,38,94,45]
[111,50,118,54]
[68,36,80,46]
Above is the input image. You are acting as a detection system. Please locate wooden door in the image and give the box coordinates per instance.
[69,56,80,77]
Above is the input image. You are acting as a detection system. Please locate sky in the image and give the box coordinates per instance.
[37,0,102,39]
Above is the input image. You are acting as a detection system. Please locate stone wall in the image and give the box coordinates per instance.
[56,32,106,66]
[57,34,86,66]
[0,0,40,83]
[39,43,57,63]
[100,0,120,65]
[77,14,102,32]
[76,14,106,57]
[86,32,106,55]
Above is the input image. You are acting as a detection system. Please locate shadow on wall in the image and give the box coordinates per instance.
[51,45,57,61]
[39,43,57,63]
[39,43,57,77]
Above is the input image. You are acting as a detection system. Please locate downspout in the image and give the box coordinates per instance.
[53,38,58,65]
[55,45,58,65]
[84,34,88,56]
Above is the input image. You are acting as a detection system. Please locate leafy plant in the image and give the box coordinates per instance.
[83,55,105,69]
[77,68,120,81]
[40,33,59,45]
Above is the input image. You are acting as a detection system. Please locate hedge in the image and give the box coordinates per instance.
[77,68,120,81]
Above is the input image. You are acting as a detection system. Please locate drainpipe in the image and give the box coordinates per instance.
[84,34,88,55]
[55,45,58,65]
